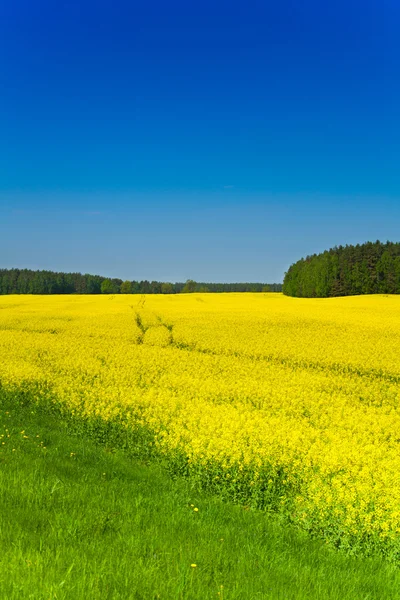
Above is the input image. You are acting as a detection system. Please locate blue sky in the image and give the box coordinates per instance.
[0,0,398,282]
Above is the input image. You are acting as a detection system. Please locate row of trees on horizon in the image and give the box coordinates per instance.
[0,268,283,295]
[283,241,400,297]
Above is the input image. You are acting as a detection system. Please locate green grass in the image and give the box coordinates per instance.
[1,393,400,600]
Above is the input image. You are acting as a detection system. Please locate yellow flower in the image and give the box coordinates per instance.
[1,293,400,552]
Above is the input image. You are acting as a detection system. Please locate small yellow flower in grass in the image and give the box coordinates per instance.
[193,507,199,512]
[191,564,197,568]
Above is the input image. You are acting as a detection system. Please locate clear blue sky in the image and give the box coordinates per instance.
[0,0,398,283]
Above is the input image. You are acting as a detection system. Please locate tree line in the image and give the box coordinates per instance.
[0,268,282,295]
[283,240,400,297]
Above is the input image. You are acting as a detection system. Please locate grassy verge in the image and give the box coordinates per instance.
[1,391,400,599]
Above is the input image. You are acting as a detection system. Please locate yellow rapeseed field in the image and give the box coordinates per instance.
[1,292,400,556]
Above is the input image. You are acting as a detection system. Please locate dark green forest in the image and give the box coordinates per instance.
[0,268,282,295]
[283,241,400,298]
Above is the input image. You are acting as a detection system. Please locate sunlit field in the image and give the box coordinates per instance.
[1,293,400,560]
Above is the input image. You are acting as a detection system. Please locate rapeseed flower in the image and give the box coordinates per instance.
[1,293,400,556]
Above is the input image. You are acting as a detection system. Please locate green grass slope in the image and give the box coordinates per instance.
[1,391,400,600]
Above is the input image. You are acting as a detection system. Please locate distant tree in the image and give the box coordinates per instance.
[130,280,141,294]
[120,280,133,294]
[197,285,209,293]
[161,282,174,294]
[0,268,283,296]
[86,275,102,294]
[283,240,400,298]
[181,279,196,293]
[140,280,151,294]
[112,279,122,293]
[101,279,115,294]
[262,284,270,292]
[150,281,162,294]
